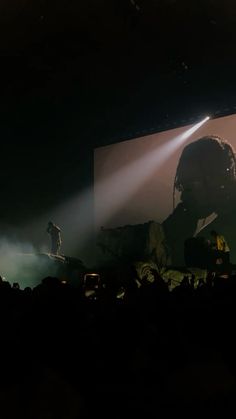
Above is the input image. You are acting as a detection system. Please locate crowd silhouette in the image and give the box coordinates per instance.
[1,260,236,417]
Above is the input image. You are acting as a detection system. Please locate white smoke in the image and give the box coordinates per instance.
[0,238,63,289]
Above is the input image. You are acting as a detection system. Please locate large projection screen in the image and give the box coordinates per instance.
[94,114,236,228]
[94,113,236,264]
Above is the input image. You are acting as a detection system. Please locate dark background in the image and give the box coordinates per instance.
[1,0,236,232]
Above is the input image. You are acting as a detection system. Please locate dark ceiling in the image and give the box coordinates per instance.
[1,1,236,136]
[1,0,236,222]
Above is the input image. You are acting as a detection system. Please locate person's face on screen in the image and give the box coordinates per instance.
[176,137,236,218]
[179,160,234,218]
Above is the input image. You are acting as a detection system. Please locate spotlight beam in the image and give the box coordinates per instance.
[95,116,210,226]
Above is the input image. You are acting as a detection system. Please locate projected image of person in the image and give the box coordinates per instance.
[47,221,62,255]
[162,135,236,266]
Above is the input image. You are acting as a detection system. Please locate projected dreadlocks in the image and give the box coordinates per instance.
[163,135,236,266]
[174,136,236,216]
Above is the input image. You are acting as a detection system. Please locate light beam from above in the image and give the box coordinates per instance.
[95,116,210,227]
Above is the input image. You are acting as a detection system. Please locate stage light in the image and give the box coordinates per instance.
[182,116,210,140]
[95,115,211,227]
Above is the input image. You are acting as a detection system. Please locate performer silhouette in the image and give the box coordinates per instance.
[47,221,62,255]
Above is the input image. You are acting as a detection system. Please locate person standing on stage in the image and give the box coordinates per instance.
[47,221,62,255]
[210,230,230,267]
